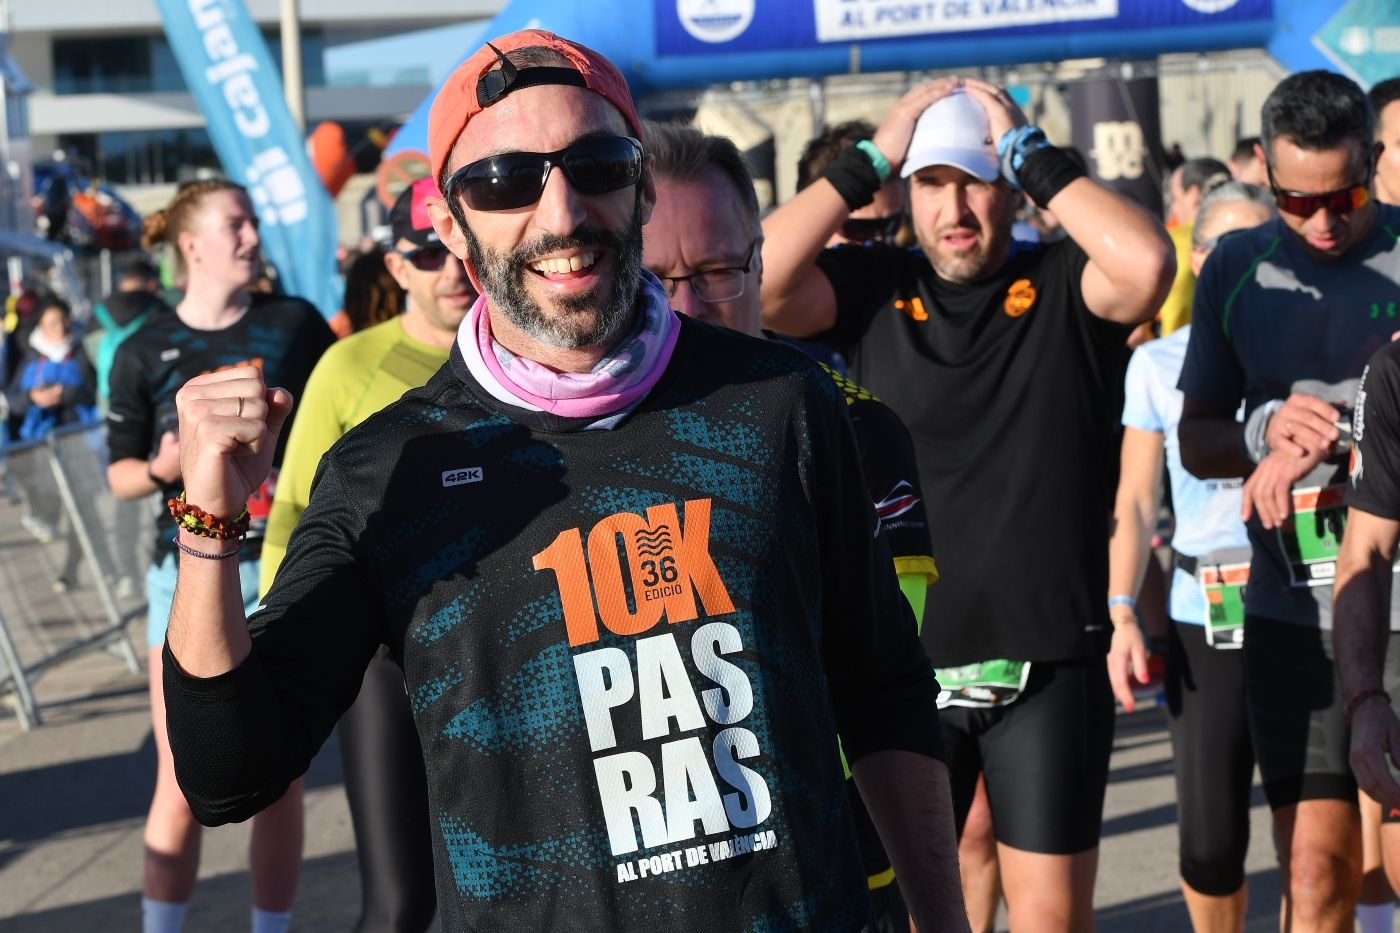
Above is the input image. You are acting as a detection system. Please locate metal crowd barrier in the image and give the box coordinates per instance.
[0,423,153,730]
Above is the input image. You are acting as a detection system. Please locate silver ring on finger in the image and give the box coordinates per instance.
[237,397,244,418]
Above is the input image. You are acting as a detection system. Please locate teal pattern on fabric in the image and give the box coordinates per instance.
[440,819,613,898]
[441,642,583,753]
[412,664,466,716]
[384,527,489,609]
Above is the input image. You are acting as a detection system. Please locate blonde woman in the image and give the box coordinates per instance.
[106,179,334,933]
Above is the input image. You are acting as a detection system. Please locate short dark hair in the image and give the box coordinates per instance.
[1369,77,1400,132]
[38,295,72,319]
[1260,70,1373,162]
[1230,136,1261,164]
[796,120,877,191]
[115,255,159,282]
[641,119,760,229]
[1180,157,1231,195]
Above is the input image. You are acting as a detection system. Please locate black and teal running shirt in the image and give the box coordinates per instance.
[823,364,937,587]
[815,239,1133,666]
[1180,206,1400,629]
[163,316,945,932]
[106,295,335,562]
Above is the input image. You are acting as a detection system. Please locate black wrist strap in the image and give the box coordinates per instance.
[820,146,883,212]
[1019,146,1088,209]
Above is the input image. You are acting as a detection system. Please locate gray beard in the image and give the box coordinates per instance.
[463,198,645,351]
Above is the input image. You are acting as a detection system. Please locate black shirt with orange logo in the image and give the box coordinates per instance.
[815,238,1133,666]
[162,315,944,932]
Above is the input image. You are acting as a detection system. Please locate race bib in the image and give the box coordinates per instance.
[1198,557,1249,649]
[1277,484,1347,587]
[935,659,1031,709]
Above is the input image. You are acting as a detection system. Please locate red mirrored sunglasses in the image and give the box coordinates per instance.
[1268,170,1371,218]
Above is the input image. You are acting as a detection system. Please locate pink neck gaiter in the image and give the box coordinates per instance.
[457,270,680,419]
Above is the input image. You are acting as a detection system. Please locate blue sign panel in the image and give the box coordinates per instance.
[1313,0,1400,89]
[658,0,1274,56]
[155,0,341,317]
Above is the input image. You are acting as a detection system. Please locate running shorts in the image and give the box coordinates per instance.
[1165,620,1254,896]
[1244,615,1357,809]
[940,657,1115,855]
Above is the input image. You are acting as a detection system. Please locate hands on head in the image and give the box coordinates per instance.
[174,365,293,520]
[870,76,1025,177]
[959,77,1029,143]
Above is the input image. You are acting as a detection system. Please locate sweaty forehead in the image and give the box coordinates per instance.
[449,84,630,170]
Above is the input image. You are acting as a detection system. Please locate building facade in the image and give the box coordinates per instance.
[10,0,501,188]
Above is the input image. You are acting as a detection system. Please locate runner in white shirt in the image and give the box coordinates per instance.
[1108,180,1274,933]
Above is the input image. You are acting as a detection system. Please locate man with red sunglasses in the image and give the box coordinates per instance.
[158,29,966,933]
[1179,69,1400,932]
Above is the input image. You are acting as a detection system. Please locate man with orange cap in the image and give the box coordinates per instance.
[159,30,967,932]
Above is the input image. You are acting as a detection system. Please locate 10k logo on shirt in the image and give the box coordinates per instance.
[533,499,775,863]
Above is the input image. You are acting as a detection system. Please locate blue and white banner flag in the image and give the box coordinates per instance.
[155,0,340,317]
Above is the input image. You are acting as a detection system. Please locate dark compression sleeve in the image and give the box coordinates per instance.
[163,455,382,825]
[810,373,946,765]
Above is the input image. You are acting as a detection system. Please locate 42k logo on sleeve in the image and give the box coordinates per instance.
[532,499,776,870]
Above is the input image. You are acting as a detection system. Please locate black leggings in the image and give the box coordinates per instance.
[1164,621,1254,897]
[339,647,437,933]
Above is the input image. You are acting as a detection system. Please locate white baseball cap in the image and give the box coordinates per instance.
[901,90,999,181]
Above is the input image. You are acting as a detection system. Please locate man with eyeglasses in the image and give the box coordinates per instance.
[641,118,940,932]
[1178,69,1400,932]
[158,29,967,932]
[760,75,1174,931]
[256,177,473,933]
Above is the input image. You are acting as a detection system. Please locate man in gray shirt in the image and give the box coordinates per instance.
[1179,70,1400,932]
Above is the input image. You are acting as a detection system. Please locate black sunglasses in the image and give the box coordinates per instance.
[398,242,454,272]
[840,213,904,243]
[444,136,644,212]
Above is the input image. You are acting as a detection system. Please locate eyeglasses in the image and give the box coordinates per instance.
[398,243,454,272]
[839,213,905,243]
[1267,167,1371,218]
[444,136,644,212]
[654,241,757,303]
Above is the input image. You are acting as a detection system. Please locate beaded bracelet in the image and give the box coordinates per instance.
[1345,687,1391,725]
[173,534,242,561]
[167,491,250,540]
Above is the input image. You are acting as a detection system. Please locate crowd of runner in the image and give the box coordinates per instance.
[7,27,1400,933]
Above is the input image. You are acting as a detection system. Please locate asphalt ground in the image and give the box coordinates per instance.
[0,489,1355,933]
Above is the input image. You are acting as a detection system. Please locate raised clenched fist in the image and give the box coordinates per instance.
[174,365,293,521]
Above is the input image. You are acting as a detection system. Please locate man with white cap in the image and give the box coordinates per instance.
[156,30,968,932]
[761,78,1174,930]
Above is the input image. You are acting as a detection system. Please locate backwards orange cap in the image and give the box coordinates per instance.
[428,29,642,187]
